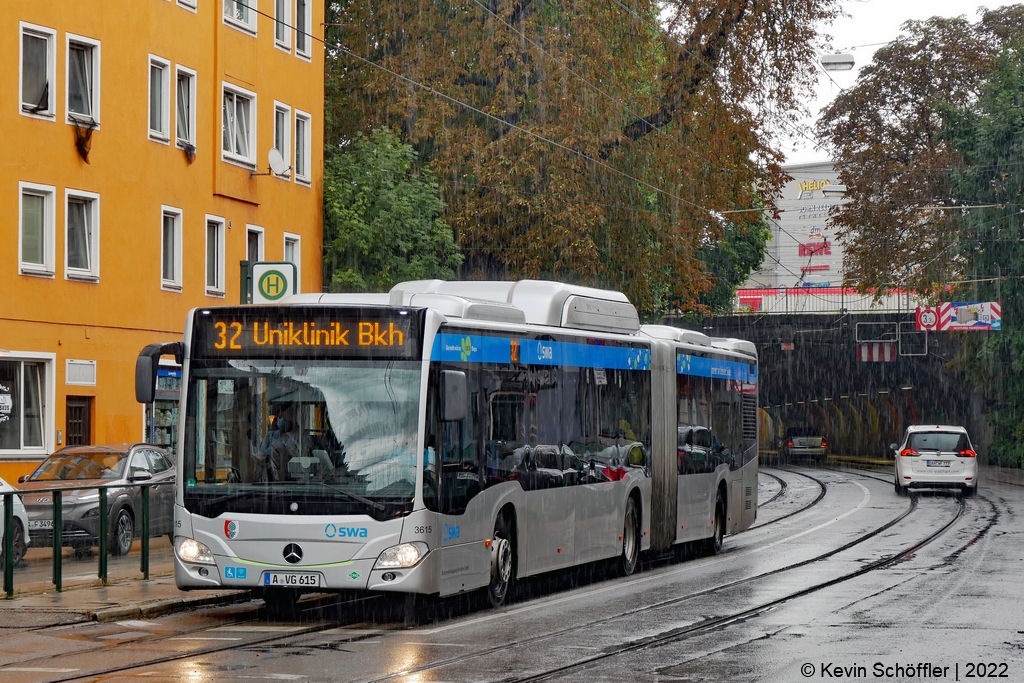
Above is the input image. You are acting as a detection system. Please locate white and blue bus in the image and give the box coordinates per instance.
[136,280,758,617]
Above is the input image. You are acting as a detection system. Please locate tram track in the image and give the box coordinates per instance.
[756,471,787,507]
[509,494,966,683]
[11,468,944,683]
[749,467,826,529]
[351,473,942,683]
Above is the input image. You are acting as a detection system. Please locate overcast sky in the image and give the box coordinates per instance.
[782,0,1001,165]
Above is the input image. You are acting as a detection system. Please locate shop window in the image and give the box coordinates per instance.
[0,360,46,451]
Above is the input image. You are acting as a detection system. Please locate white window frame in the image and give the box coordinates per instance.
[161,206,183,291]
[177,0,198,12]
[295,0,312,60]
[19,22,56,120]
[148,55,171,143]
[223,0,257,35]
[0,351,56,457]
[246,224,265,264]
[283,232,301,293]
[174,66,197,150]
[64,189,101,282]
[294,109,311,185]
[65,33,101,127]
[205,215,226,297]
[18,182,56,277]
[273,101,292,180]
[222,83,257,167]
[274,0,291,51]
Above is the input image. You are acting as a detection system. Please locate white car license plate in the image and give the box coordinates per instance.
[926,460,950,467]
[29,519,54,530]
[262,572,321,587]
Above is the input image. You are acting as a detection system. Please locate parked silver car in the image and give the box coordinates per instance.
[18,444,175,556]
[0,476,31,566]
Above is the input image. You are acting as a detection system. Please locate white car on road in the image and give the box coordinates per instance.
[0,476,31,566]
[892,425,978,497]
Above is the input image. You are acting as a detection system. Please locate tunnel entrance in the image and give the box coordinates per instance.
[699,312,974,459]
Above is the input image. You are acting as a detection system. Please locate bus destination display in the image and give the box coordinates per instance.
[192,308,422,359]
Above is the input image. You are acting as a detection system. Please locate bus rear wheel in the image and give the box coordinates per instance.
[486,514,514,608]
[618,495,640,576]
[703,490,725,557]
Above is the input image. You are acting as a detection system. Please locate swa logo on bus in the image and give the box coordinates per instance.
[324,524,369,539]
[224,520,239,539]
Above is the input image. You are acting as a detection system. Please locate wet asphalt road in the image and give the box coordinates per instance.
[1,463,1022,683]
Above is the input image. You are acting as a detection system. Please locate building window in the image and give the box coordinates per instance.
[161,207,183,290]
[65,190,100,281]
[66,35,100,125]
[205,216,226,296]
[275,0,291,49]
[178,0,197,11]
[19,182,56,276]
[294,110,311,184]
[222,84,255,165]
[149,56,171,142]
[274,102,291,178]
[284,233,301,293]
[0,358,48,452]
[296,0,311,58]
[246,226,264,265]
[20,23,56,118]
[224,0,257,33]
[175,67,196,149]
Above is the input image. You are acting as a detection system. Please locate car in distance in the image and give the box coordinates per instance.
[780,427,828,464]
[18,444,176,556]
[892,425,977,497]
[0,476,31,566]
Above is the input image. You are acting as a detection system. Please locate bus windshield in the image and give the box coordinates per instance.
[181,359,421,520]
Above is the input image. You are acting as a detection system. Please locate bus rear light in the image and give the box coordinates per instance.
[900,448,919,457]
[958,449,977,458]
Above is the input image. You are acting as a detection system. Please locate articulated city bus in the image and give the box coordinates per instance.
[136,280,758,617]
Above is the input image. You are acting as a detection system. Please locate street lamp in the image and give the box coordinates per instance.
[820,53,855,71]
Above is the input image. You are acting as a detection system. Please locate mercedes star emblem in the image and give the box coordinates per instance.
[282,543,303,564]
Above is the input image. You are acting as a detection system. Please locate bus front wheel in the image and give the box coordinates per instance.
[486,514,514,608]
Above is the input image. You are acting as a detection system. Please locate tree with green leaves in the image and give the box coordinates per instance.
[943,44,1024,466]
[817,6,1024,294]
[323,127,462,292]
[325,0,838,318]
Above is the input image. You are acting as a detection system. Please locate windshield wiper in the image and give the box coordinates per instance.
[317,482,386,512]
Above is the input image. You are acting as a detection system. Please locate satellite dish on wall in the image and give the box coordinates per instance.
[268,148,291,176]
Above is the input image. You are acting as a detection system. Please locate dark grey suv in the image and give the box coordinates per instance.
[18,444,175,556]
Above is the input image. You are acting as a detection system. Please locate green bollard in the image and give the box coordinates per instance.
[3,493,13,598]
[53,492,63,592]
[98,488,108,583]
[141,486,150,579]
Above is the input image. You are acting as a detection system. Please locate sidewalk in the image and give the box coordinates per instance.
[0,574,249,626]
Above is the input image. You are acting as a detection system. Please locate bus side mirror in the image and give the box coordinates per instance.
[441,370,468,422]
[136,342,184,404]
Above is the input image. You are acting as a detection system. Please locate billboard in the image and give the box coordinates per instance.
[915,302,1001,331]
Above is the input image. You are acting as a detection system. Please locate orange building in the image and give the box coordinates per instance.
[1,1,324,481]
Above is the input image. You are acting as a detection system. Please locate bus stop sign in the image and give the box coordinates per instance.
[252,261,297,303]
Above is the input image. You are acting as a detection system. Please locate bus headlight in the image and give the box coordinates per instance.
[374,542,428,569]
[176,538,216,565]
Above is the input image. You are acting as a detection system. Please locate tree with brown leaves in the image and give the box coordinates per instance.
[326,0,841,317]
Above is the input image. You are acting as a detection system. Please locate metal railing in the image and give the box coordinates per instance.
[2,481,167,598]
